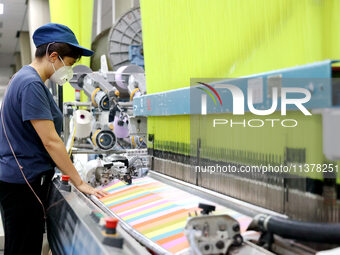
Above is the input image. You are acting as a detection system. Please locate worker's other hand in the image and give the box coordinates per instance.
[76,181,109,198]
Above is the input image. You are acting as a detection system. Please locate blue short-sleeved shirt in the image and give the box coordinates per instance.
[0,65,63,184]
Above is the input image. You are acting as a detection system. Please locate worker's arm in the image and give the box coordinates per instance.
[30,119,108,198]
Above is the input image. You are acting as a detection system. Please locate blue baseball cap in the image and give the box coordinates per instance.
[33,23,94,57]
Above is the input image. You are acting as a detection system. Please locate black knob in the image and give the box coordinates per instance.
[232,223,240,232]
[204,244,210,251]
[198,203,216,215]
[67,106,73,116]
[215,240,225,249]
[123,174,132,185]
[233,234,243,246]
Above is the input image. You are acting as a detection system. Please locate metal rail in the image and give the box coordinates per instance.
[148,170,287,218]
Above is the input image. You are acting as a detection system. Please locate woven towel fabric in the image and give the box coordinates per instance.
[100,177,252,254]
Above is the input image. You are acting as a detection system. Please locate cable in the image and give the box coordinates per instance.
[249,214,340,244]
[116,139,125,149]
[1,76,47,220]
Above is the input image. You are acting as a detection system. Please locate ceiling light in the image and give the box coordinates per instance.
[0,4,3,15]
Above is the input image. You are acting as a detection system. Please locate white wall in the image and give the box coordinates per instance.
[0,53,15,68]
[27,0,51,60]
[18,31,32,66]
[0,67,13,86]
[92,0,139,40]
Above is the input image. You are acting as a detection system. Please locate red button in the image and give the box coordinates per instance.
[61,175,70,182]
[105,217,118,229]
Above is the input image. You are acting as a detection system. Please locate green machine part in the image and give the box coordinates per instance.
[140,0,340,215]
[49,0,94,103]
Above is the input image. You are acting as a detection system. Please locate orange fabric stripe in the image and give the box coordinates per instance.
[139,215,188,235]
[132,208,188,228]
[109,193,155,209]
[101,182,161,202]
[136,211,188,232]
[156,232,185,245]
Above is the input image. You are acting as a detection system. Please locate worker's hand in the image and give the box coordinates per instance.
[75,181,109,198]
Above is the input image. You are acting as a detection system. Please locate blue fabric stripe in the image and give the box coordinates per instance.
[150,228,184,242]
[125,204,178,223]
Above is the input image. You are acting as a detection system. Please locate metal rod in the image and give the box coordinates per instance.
[64,101,92,107]
[96,0,102,36]
[70,148,127,154]
[112,0,115,25]
[58,85,63,132]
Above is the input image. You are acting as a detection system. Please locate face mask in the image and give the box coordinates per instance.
[49,56,74,86]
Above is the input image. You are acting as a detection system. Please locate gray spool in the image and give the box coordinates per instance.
[107,7,142,70]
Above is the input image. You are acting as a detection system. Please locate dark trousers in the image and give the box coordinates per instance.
[0,170,54,255]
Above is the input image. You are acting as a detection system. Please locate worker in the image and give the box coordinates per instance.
[0,23,107,254]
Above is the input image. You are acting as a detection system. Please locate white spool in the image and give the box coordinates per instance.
[74,110,92,139]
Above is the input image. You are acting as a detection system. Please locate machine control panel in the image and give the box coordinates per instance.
[185,214,243,255]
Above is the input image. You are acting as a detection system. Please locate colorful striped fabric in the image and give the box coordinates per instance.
[100,177,252,254]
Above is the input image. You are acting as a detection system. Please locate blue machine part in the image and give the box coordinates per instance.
[134,60,340,116]
[129,45,144,69]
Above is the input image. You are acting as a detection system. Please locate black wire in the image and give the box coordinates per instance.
[116,139,125,149]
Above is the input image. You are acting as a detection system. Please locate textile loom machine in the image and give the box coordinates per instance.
[46,7,340,255]
[47,60,340,255]
[131,60,340,253]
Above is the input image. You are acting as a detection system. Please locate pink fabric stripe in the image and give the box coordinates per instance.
[162,236,187,249]
[119,200,169,218]
[111,194,159,211]
[238,217,252,232]
[103,182,163,202]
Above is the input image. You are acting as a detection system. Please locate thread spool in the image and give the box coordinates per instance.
[73,110,92,138]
